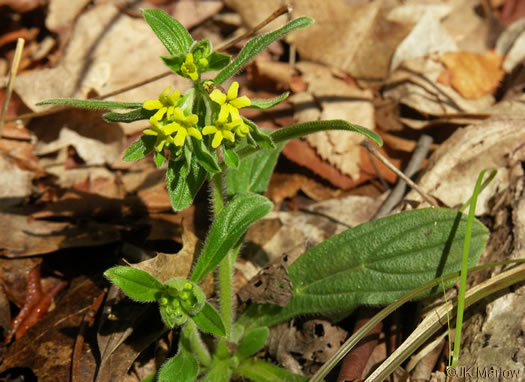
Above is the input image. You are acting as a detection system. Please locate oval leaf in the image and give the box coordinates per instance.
[104,266,163,302]
[235,327,269,360]
[142,9,193,56]
[239,208,488,329]
[190,192,273,283]
[192,302,226,337]
[271,119,382,147]
[158,350,198,382]
[214,17,314,85]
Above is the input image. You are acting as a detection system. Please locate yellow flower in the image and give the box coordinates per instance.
[233,118,252,138]
[209,81,251,121]
[143,87,180,120]
[143,108,201,150]
[202,115,239,148]
[181,53,199,81]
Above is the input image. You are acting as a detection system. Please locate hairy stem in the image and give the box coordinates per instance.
[184,320,211,367]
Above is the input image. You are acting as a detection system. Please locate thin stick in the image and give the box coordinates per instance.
[0,38,25,136]
[360,140,438,207]
[216,5,291,52]
[374,135,434,219]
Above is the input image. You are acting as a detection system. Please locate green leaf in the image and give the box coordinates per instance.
[201,356,231,382]
[238,208,488,329]
[154,150,166,168]
[140,372,156,382]
[161,54,185,73]
[271,119,382,147]
[225,140,285,198]
[104,266,163,302]
[37,98,142,109]
[122,135,156,162]
[157,350,198,382]
[142,9,193,56]
[192,302,226,337]
[206,51,232,72]
[244,118,275,149]
[214,17,314,85]
[192,138,220,173]
[248,92,289,110]
[190,39,211,60]
[235,327,269,360]
[103,108,154,123]
[234,359,308,382]
[223,148,240,169]
[167,157,207,212]
[190,192,273,283]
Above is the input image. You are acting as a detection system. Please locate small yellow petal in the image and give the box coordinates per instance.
[227,105,240,120]
[230,95,251,109]
[212,132,223,148]
[202,125,218,135]
[143,129,157,135]
[185,53,194,64]
[217,105,229,122]
[188,127,202,140]
[227,81,239,100]
[223,130,235,142]
[172,107,185,121]
[185,114,198,125]
[163,122,182,136]
[210,89,226,105]
[173,129,187,146]
[167,90,180,105]
[143,99,163,110]
[189,71,198,81]
[154,137,166,152]
[153,108,167,121]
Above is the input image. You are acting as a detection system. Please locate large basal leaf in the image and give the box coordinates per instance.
[37,98,142,109]
[167,157,207,212]
[225,141,285,197]
[190,193,273,283]
[157,349,198,382]
[142,9,193,56]
[271,119,382,147]
[214,17,313,85]
[238,208,488,329]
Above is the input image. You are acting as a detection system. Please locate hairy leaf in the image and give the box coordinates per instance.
[248,92,289,110]
[167,157,207,212]
[122,135,156,162]
[223,148,240,169]
[192,138,220,173]
[271,119,382,147]
[142,9,193,56]
[192,302,226,337]
[206,51,232,72]
[103,108,154,123]
[37,98,142,109]
[190,193,273,283]
[158,350,198,382]
[244,118,275,149]
[234,359,308,382]
[235,327,269,360]
[238,208,488,329]
[104,267,163,302]
[214,17,314,85]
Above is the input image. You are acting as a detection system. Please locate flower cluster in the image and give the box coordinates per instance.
[157,278,206,328]
[141,81,252,153]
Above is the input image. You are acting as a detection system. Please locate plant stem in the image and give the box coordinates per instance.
[210,173,225,215]
[185,320,211,367]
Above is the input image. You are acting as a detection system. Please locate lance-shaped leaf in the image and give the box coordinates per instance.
[225,140,285,197]
[206,51,231,72]
[104,266,163,302]
[235,327,269,360]
[234,359,308,382]
[167,157,207,212]
[214,17,314,85]
[271,119,382,147]
[223,148,239,169]
[248,92,289,110]
[192,138,220,173]
[238,208,488,329]
[142,9,193,56]
[122,135,156,162]
[154,151,166,168]
[37,98,142,109]
[158,350,198,382]
[191,193,273,283]
[244,118,275,149]
[103,108,154,123]
[192,302,226,337]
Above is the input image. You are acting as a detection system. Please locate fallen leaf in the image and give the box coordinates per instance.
[390,11,457,72]
[267,173,337,205]
[404,116,525,215]
[46,0,91,32]
[496,19,525,73]
[0,0,46,13]
[438,51,504,99]
[163,0,223,30]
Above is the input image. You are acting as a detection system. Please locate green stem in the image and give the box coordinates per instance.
[210,173,225,215]
[184,320,211,367]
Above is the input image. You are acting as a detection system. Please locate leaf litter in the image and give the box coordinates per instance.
[1,0,524,379]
